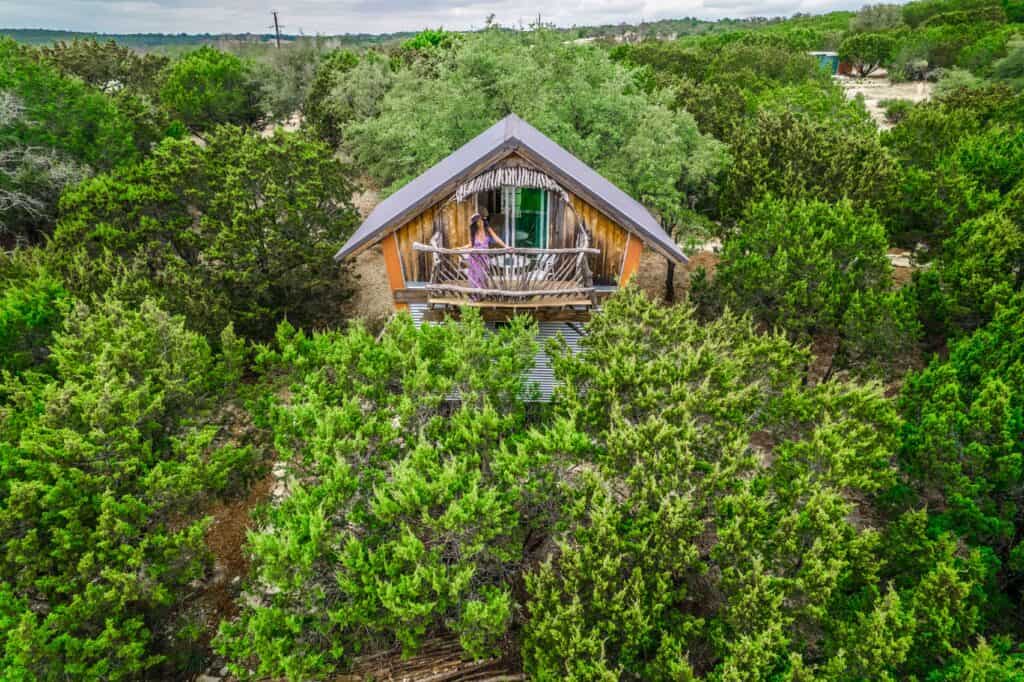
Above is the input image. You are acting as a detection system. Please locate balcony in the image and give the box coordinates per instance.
[412,240,600,309]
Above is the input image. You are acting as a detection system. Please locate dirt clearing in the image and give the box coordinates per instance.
[840,77,932,128]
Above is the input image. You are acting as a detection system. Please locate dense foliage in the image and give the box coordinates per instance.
[215,312,544,678]
[0,297,262,680]
[49,126,360,340]
[0,38,141,241]
[344,29,728,219]
[698,197,919,377]
[2,3,1024,678]
[159,47,262,132]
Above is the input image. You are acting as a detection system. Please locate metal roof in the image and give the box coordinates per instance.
[335,114,687,263]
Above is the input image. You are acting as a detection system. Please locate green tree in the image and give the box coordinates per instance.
[718,109,898,224]
[525,287,906,678]
[0,38,138,240]
[347,29,727,220]
[839,32,897,76]
[0,297,261,680]
[702,197,918,377]
[898,292,1024,622]
[159,46,261,132]
[254,37,330,122]
[306,51,393,147]
[850,4,907,32]
[49,127,360,340]
[39,38,169,96]
[0,250,68,374]
[215,311,544,679]
[303,48,361,143]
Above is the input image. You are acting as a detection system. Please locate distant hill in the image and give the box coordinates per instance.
[0,27,418,50]
[0,15,839,52]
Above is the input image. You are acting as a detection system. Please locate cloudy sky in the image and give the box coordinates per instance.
[1,0,869,35]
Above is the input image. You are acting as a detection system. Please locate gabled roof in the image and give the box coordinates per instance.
[335,114,687,263]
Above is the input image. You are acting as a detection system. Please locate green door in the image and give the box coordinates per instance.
[513,188,548,248]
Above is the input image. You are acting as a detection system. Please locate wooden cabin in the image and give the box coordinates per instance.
[334,114,687,396]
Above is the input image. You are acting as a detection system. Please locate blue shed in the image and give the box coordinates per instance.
[809,51,840,75]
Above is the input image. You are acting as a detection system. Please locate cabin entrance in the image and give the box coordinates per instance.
[476,187,549,249]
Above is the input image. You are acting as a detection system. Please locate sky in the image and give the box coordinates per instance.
[0,0,869,35]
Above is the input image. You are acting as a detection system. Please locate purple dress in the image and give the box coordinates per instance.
[468,231,490,290]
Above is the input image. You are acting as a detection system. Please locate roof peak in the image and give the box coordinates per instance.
[335,114,686,263]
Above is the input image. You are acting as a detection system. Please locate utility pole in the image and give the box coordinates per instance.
[270,10,283,48]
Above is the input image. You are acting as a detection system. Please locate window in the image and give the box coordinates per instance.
[500,187,548,248]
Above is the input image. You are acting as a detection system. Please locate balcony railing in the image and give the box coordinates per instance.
[412,240,600,308]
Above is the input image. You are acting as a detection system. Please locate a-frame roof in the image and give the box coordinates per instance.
[335,114,687,263]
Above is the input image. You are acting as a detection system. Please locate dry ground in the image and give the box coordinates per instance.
[839,77,933,129]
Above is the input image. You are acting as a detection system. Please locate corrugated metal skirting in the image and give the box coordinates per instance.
[407,304,583,401]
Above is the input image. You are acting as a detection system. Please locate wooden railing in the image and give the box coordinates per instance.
[412,239,599,308]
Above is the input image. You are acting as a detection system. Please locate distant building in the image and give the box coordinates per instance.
[809,51,856,76]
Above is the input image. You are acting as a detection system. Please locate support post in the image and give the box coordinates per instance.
[382,233,408,312]
[619,236,643,286]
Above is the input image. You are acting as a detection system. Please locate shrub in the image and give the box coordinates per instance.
[526,287,909,678]
[39,38,169,96]
[850,4,906,33]
[706,197,918,377]
[0,297,260,680]
[879,98,917,124]
[215,311,547,679]
[719,110,898,224]
[0,252,68,374]
[898,292,1024,603]
[303,48,362,143]
[0,38,138,240]
[49,126,360,340]
[159,46,261,132]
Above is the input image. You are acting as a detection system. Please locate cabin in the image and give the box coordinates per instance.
[334,113,687,396]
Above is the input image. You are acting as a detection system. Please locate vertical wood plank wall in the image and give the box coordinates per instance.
[380,233,408,312]
[390,190,634,286]
[618,234,644,285]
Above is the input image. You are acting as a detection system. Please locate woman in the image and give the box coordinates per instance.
[463,212,507,293]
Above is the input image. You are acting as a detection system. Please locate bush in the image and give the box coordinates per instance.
[303,48,362,144]
[713,197,891,338]
[932,195,1024,333]
[850,4,906,33]
[49,126,360,340]
[215,311,546,679]
[839,32,897,76]
[525,287,919,678]
[0,38,139,240]
[879,98,917,124]
[0,252,68,374]
[719,109,898,224]
[898,292,1024,607]
[0,297,261,680]
[933,67,986,98]
[39,38,169,96]
[159,46,262,132]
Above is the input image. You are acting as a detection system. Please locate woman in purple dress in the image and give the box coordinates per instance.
[463,213,507,292]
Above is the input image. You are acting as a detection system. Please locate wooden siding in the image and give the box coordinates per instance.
[391,189,634,287]
[569,194,630,287]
